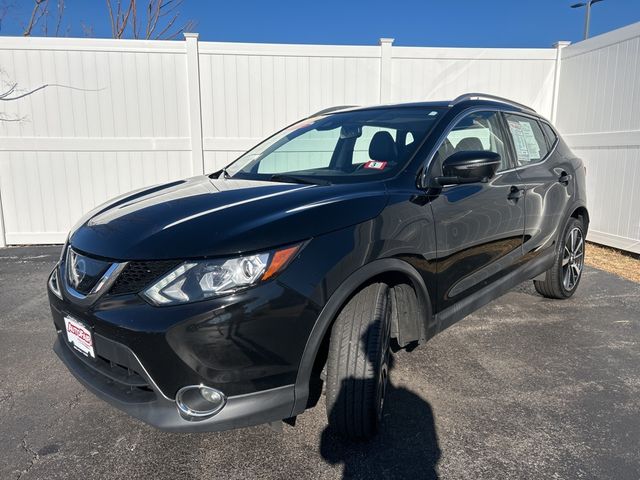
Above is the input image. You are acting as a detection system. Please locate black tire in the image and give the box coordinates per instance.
[325,282,391,440]
[534,217,585,299]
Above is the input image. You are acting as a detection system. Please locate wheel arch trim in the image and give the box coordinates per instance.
[558,201,589,246]
[569,203,589,230]
[290,257,431,416]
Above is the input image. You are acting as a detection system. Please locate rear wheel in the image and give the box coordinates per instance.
[534,217,585,299]
[325,283,391,440]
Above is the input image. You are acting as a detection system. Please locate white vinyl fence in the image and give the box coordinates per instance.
[555,22,640,254]
[0,31,623,249]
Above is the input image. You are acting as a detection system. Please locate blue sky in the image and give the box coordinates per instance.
[1,0,639,47]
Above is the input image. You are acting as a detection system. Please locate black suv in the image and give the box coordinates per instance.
[48,93,588,440]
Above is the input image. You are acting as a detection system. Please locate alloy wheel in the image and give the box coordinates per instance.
[562,227,584,291]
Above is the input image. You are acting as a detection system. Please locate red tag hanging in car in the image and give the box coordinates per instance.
[363,161,387,170]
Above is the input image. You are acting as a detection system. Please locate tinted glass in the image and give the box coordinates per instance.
[225,108,443,183]
[433,111,510,172]
[541,122,558,148]
[505,114,549,166]
[352,126,396,165]
[256,127,340,174]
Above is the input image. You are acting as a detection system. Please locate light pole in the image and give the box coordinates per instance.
[571,0,605,40]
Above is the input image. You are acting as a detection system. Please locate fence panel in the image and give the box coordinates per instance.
[389,47,556,115]
[0,37,192,244]
[0,35,562,246]
[197,42,383,172]
[555,22,640,253]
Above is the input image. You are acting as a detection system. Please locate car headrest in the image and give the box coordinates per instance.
[369,131,397,163]
[455,137,484,152]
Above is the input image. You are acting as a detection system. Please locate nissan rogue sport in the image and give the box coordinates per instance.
[48,93,588,440]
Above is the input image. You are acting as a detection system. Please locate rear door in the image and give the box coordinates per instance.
[503,114,572,260]
[429,110,526,312]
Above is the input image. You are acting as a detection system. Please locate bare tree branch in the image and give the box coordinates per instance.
[23,0,48,36]
[80,21,94,37]
[0,68,105,123]
[106,0,136,39]
[0,83,17,99]
[54,0,64,36]
[131,0,138,38]
[118,0,134,38]
[106,0,115,35]
[146,0,160,39]
[162,18,195,40]
[105,0,194,40]
[0,83,104,102]
[153,11,177,39]
[22,0,66,36]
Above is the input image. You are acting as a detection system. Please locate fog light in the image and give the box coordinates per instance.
[175,385,226,421]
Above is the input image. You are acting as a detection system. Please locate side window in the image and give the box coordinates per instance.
[434,111,510,172]
[504,114,550,166]
[352,126,397,165]
[257,127,340,174]
[541,122,558,149]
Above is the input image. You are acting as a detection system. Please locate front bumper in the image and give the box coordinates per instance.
[48,262,322,431]
[53,336,295,432]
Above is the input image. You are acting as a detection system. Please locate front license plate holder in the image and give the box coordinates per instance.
[63,316,95,359]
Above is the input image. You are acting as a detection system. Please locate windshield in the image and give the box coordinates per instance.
[224,107,443,184]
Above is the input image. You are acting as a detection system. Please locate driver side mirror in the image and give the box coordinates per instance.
[431,150,501,186]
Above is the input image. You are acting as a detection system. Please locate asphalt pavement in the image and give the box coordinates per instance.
[1,246,639,480]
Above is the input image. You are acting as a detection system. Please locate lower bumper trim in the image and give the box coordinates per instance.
[53,338,296,432]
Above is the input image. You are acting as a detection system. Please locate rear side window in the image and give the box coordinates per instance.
[505,114,549,166]
[541,122,558,148]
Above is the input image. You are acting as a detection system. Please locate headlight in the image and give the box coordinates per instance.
[142,244,302,306]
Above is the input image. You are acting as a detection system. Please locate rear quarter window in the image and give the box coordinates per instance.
[541,122,558,149]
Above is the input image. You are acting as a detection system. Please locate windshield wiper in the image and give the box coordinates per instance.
[269,174,331,186]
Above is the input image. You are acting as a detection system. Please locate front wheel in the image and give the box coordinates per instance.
[534,217,585,299]
[325,283,391,440]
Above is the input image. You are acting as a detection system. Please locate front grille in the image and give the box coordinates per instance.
[109,260,180,295]
[66,248,113,294]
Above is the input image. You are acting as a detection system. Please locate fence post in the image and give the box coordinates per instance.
[184,32,205,175]
[550,40,570,123]
[0,185,6,247]
[379,38,394,103]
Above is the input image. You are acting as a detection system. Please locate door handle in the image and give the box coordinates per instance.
[558,172,570,186]
[508,186,524,201]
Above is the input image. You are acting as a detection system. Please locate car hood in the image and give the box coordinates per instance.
[69,176,388,260]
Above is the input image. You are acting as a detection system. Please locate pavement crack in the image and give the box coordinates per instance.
[16,433,39,480]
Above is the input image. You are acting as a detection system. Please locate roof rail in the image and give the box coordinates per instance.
[309,105,357,117]
[449,93,536,113]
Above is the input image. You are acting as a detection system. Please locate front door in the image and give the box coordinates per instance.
[428,110,526,313]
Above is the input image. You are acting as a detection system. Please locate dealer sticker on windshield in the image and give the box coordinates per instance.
[64,316,95,358]
[363,160,387,170]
